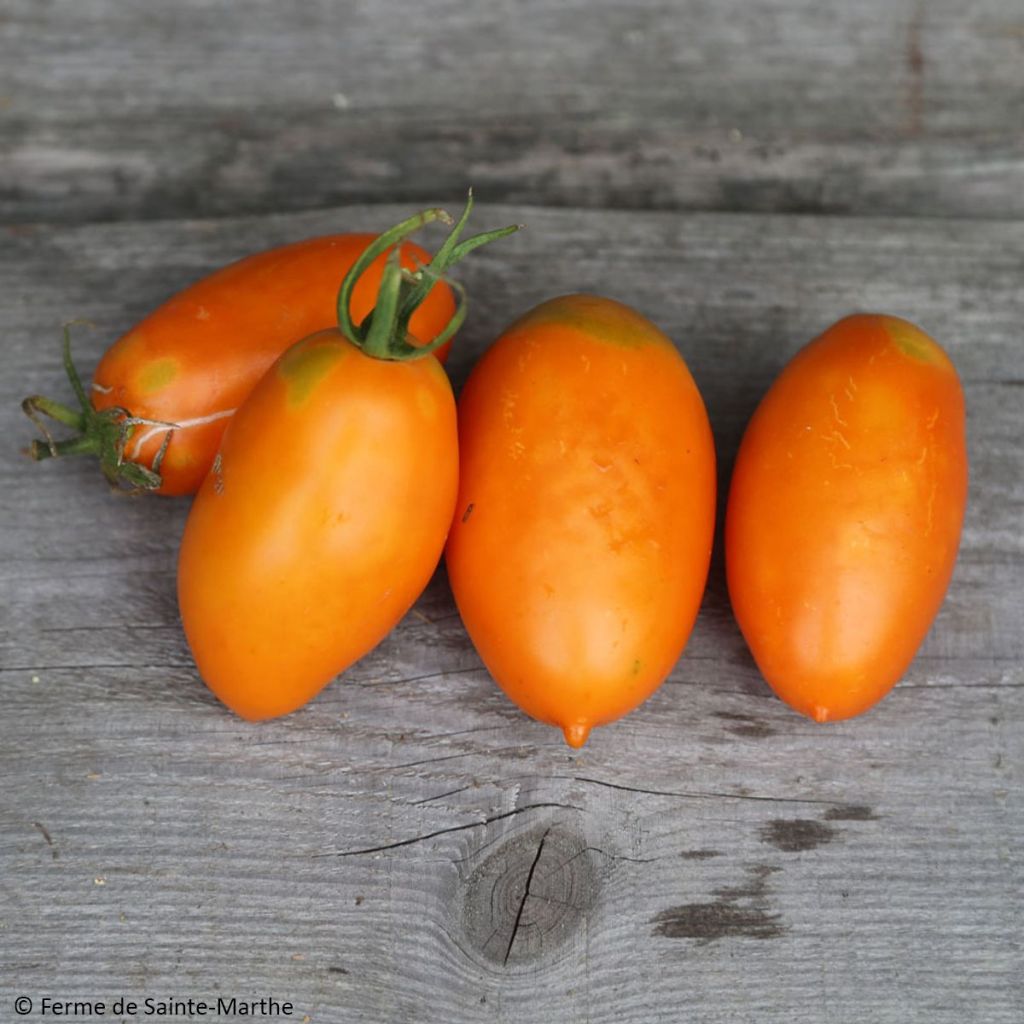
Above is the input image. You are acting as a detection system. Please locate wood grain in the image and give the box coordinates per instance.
[1,203,1020,1022]
[2,0,1024,224]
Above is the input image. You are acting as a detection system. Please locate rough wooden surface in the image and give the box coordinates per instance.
[3,0,1024,223]
[2,0,1023,1018]
[1,204,1021,1023]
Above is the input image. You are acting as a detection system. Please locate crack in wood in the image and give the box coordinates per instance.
[410,785,477,806]
[323,802,581,858]
[504,828,550,965]
[414,725,509,742]
[374,667,486,688]
[536,845,658,883]
[571,775,835,805]
[373,746,530,773]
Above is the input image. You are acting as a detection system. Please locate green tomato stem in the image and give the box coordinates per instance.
[336,190,522,362]
[336,207,450,347]
[359,249,408,360]
[28,435,100,460]
[21,322,160,492]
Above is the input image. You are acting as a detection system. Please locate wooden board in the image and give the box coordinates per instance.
[1,203,1021,1023]
[3,0,1024,223]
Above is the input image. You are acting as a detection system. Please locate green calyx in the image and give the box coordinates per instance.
[337,190,521,360]
[22,321,169,492]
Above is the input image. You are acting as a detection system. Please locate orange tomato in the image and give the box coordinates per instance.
[23,212,464,494]
[725,314,968,722]
[89,234,455,495]
[175,200,518,719]
[446,294,717,747]
[177,329,458,719]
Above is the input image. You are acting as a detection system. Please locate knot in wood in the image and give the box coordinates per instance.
[460,823,596,967]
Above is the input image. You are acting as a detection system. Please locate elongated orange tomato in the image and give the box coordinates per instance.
[177,202,517,719]
[446,294,717,747]
[24,218,457,495]
[178,330,458,719]
[91,234,456,494]
[726,314,968,722]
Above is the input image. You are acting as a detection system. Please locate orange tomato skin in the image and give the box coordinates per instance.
[177,329,458,720]
[446,294,717,747]
[92,236,455,495]
[725,314,968,722]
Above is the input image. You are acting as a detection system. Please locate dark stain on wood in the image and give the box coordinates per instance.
[714,711,776,739]
[680,849,721,860]
[652,865,784,943]
[906,0,926,134]
[460,823,596,967]
[33,821,58,860]
[824,804,878,822]
[760,819,836,852]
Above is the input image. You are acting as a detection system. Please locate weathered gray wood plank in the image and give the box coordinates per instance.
[2,0,1023,223]
[1,204,1022,1022]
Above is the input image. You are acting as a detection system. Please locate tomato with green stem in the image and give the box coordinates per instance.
[177,202,518,720]
[726,314,968,722]
[22,202,498,494]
